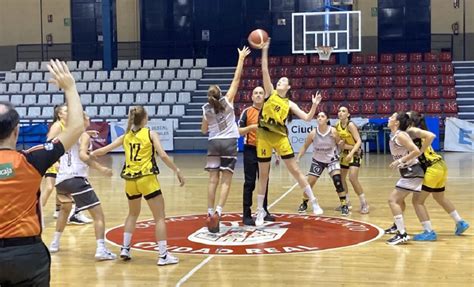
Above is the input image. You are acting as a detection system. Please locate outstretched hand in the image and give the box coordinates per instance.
[238,46,251,59]
[47,59,76,91]
[261,38,271,50]
[312,91,322,105]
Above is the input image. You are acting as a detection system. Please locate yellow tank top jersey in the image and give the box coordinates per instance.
[45,121,66,175]
[259,91,290,136]
[413,138,443,169]
[336,121,356,146]
[121,128,159,179]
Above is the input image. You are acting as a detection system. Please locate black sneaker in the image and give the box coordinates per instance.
[243,216,255,226]
[341,205,350,216]
[264,212,275,222]
[386,232,410,245]
[384,223,398,234]
[68,214,86,225]
[298,200,308,213]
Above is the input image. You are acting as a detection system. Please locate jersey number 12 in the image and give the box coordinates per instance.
[129,143,141,161]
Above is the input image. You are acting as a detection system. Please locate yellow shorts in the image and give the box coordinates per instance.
[125,174,162,200]
[45,165,58,177]
[256,128,294,162]
[422,160,447,192]
[340,150,362,168]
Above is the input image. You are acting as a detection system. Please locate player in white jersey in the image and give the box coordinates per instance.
[296,111,349,216]
[201,46,250,233]
[386,112,424,245]
[49,113,116,260]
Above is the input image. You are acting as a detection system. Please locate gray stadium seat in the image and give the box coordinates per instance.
[172,105,185,116]
[163,92,177,104]
[0,95,9,102]
[182,59,194,68]
[157,105,170,117]
[51,94,64,105]
[18,72,29,82]
[176,69,189,79]
[42,106,54,119]
[81,94,92,105]
[8,83,21,93]
[117,60,129,70]
[144,105,156,116]
[99,106,112,118]
[35,83,47,93]
[83,71,95,81]
[149,70,162,80]
[27,62,39,71]
[101,82,114,93]
[162,70,175,80]
[136,70,148,80]
[113,106,127,118]
[123,70,135,81]
[24,94,36,105]
[37,94,51,105]
[170,80,183,91]
[184,80,197,91]
[149,93,162,104]
[93,93,106,105]
[156,81,168,91]
[168,59,180,69]
[136,93,149,104]
[88,82,101,93]
[30,72,43,82]
[4,73,16,82]
[21,83,34,93]
[85,106,98,117]
[16,107,27,117]
[109,70,121,81]
[78,61,89,70]
[66,61,77,71]
[122,93,134,104]
[28,107,42,118]
[0,84,6,93]
[43,72,52,81]
[156,60,167,69]
[91,61,102,70]
[71,71,82,81]
[178,92,191,103]
[129,81,141,92]
[129,60,141,70]
[115,82,128,92]
[195,58,207,68]
[107,93,120,104]
[10,95,23,106]
[15,62,27,71]
[96,71,108,81]
[40,62,49,71]
[76,82,87,93]
[142,81,155,92]
[143,59,155,69]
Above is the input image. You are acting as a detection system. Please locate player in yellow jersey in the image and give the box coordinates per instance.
[385,111,469,239]
[92,106,185,265]
[254,39,322,226]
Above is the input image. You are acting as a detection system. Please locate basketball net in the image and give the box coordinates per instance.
[315,46,333,61]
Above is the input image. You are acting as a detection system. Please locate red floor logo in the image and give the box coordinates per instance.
[105,213,383,256]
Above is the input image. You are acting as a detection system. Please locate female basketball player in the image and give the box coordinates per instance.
[49,113,116,261]
[201,46,251,232]
[92,106,185,266]
[386,112,423,245]
[385,112,470,239]
[255,39,322,226]
[295,111,348,216]
[42,104,92,225]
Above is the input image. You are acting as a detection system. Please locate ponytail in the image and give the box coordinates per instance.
[53,103,66,122]
[207,85,225,114]
[127,106,147,132]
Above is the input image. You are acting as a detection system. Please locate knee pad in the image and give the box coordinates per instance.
[332,174,345,193]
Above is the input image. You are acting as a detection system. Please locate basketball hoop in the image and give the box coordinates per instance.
[316,46,334,61]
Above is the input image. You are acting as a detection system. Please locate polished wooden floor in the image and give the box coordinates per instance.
[41,152,474,286]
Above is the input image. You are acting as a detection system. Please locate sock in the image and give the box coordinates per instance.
[359,193,366,204]
[216,206,223,216]
[53,231,62,243]
[97,239,105,249]
[123,232,132,248]
[303,185,316,202]
[158,240,168,258]
[394,214,405,234]
[449,210,462,223]
[257,194,265,209]
[421,221,433,232]
[207,208,214,216]
[346,193,350,202]
[339,195,347,206]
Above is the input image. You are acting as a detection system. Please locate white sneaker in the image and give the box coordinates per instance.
[49,241,60,253]
[360,202,370,214]
[95,248,117,261]
[312,202,324,215]
[157,253,179,266]
[255,208,267,227]
[53,210,59,219]
[75,212,93,224]
[120,247,131,261]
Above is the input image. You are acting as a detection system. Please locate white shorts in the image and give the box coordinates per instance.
[395,177,423,192]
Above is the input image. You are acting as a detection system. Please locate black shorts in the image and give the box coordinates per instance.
[44,173,57,178]
[205,138,238,173]
[308,158,341,177]
[56,177,100,212]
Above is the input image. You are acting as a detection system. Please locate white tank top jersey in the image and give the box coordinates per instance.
[202,96,240,140]
[56,136,91,184]
[312,126,338,163]
[389,130,419,167]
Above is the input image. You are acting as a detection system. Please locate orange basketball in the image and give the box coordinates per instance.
[248,29,269,49]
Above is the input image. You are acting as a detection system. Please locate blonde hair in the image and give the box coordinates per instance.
[126,106,147,132]
[207,85,224,114]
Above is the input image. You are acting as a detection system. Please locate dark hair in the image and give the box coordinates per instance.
[317,110,331,125]
[408,111,428,130]
[396,111,410,131]
[53,103,67,122]
[207,85,225,114]
[0,101,20,140]
[127,106,147,132]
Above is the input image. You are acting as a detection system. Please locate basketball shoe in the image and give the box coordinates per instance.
[157,253,179,266]
[386,232,410,245]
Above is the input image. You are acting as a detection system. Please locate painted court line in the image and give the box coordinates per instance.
[174,182,298,286]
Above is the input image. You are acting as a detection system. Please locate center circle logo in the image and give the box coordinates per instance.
[105,213,383,256]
